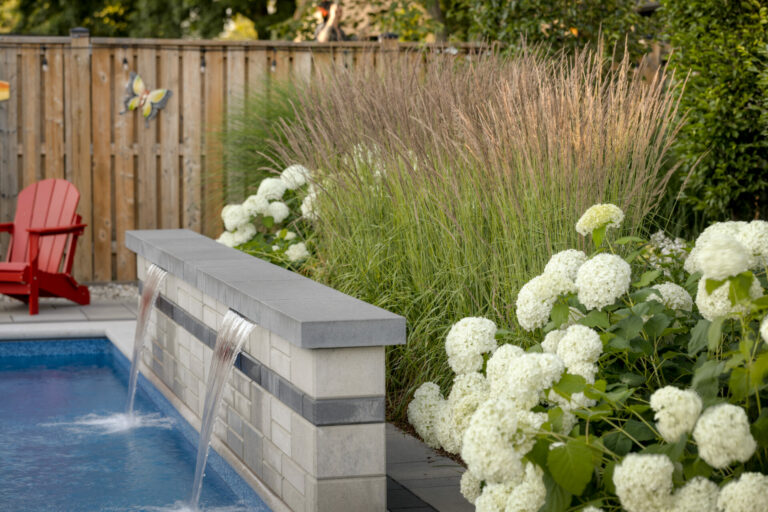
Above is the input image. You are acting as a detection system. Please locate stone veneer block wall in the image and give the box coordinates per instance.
[126,229,406,512]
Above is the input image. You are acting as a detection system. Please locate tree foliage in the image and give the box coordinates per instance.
[664,0,768,222]
[9,0,296,38]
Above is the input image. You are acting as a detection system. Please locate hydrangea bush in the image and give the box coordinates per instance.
[215,164,317,267]
[408,204,768,511]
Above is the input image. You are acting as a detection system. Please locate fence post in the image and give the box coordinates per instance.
[67,27,93,281]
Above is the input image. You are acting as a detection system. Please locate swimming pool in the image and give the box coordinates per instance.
[0,338,269,512]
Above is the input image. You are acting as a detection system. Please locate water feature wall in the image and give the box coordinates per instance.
[126,230,406,512]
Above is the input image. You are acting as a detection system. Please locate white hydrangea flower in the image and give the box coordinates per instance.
[438,372,490,454]
[649,386,702,443]
[271,245,279,251]
[575,254,632,310]
[695,278,762,321]
[283,231,297,241]
[461,399,530,484]
[459,470,482,504]
[486,344,525,396]
[671,477,718,512]
[444,317,498,374]
[544,249,588,281]
[300,189,318,221]
[256,177,287,201]
[650,282,694,312]
[687,221,756,274]
[697,233,750,280]
[575,203,625,236]
[221,204,250,231]
[736,220,768,268]
[613,453,674,512]
[242,194,269,217]
[280,164,311,189]
[495,353,565,409]
[232,223,256,245]
[556,324,602,370]
[580,507,604,512]
[693,403,757,468]
[216,231,236,248]
[407,382,445,449]
[541,329,566,354]
[684,244,703,275]
[285,242,309,263]
[516,273,576,331]
[717,472,768,512]
[475,481,516,512]
[265,201,290,223]
[506,462,546,512]
[565,361,598,383]
[760,316,768,344]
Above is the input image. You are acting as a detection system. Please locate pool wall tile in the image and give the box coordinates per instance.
[133,251,391,512]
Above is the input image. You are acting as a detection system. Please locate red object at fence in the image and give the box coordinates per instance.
[0,179,90,315]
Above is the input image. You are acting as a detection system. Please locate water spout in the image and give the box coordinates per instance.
[190,310,255,509]
[126,264,167,415]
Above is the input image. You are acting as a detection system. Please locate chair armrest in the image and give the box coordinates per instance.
[0,222,13,233]
[27,224,87,236]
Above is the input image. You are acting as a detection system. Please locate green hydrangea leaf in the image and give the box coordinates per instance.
[705,278,725,295]
[707,317,725,352]
[541,471,572,512]
[633,269,662,288]
[547,438,595,496]
[592,225,607,249]
[579,310,610,329]
[552,373,587,399]
[688,319,711,356]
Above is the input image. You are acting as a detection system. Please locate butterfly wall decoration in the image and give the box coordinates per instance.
[120,72,171,126]
[0,80,9,102]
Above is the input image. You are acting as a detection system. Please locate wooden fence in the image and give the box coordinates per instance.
[0,30,480,283]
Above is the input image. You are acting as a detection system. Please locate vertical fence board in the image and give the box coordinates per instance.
[273,48,291,84]
[293,50,312,85]
[68,33,93,281]
[43,47,64,180]
[0,47,19,258]
[136,47,157,230]
[91,48,112,281]
[226,47,246,202]
[202,49,224,237]
[181,48,201,232]
[247,48,269,101]
[20,47,40,186]
[114,46,136,280]
[160,48,180,228]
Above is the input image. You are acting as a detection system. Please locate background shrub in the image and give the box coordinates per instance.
[274,48,685,420]
[664,0,768,222]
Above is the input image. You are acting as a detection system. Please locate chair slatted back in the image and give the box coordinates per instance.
[7,179,80,273]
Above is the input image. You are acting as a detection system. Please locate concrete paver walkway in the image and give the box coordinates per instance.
[0,295,471,512]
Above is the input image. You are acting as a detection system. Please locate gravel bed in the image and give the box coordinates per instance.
[0,282,138,308]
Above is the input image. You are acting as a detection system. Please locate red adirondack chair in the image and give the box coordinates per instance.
[0,179,90,315]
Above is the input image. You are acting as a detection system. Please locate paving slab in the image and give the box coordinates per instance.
[386,424,472,512]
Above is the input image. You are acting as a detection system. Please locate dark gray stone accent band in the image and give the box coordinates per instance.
[126,229,405,349]
[153,291,385,426]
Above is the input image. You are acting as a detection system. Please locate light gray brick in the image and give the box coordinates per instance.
[271,421,292,456]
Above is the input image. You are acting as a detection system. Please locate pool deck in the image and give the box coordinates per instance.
[0,296,471,512]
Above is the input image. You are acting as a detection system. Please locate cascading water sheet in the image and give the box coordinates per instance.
[127,263,168,414]
[190,310,255,509]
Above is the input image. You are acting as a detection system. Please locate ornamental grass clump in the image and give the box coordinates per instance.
[407,203,768,511]
[273,45,684,420]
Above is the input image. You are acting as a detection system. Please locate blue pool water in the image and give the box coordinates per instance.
[0,339,269,512]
